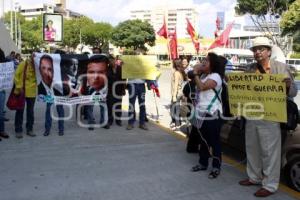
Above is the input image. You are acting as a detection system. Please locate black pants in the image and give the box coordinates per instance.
[15,97,36,133]
[107,95,122,125]
[198,114,222,169]
[186,125,200,153]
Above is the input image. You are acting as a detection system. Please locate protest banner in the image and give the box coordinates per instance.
[227,73,286,122]
[0,61,14,90]
[121,55,161,80]
[34,53,108,105]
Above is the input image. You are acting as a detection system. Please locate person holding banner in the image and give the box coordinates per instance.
[38,54,65,136]
[191,53,224,179]
[238,37,297,197]
[106,55,126,127]
[0,49,9,140]
[14,53,37,138]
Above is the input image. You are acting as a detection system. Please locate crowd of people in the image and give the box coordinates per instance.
[0,36,297,197]
[168,36,296,197]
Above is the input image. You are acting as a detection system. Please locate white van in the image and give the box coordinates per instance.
[286,59,300,71]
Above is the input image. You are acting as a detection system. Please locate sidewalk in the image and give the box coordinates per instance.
[0,104,297,200]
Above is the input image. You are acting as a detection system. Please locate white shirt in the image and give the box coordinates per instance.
[41,81,53,96]
[196,73,223,114]
[127,79,145,84]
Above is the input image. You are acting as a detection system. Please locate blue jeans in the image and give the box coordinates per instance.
[128,83,146,125]
[15,97,36,133]
[45,103,64,132]
[86,102,108,126]
[0,91,5,132]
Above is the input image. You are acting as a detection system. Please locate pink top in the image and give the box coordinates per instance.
[44,28,56,41]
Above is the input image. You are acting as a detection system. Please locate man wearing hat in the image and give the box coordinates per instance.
[238,37,297,197]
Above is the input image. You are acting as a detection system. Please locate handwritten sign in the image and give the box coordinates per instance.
[0,62,14,90]
[227,73,286,122]
[121,55,161,80]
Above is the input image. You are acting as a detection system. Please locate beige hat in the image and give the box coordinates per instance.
[250,37,272,51]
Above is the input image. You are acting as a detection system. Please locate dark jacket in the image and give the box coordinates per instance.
[107,65,126,97]
[38,82,65,96]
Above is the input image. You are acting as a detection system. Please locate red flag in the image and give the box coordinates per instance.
[157,19,168,39]
[209,21,234,50]
[168,29,178,60]
[186,18,200,53]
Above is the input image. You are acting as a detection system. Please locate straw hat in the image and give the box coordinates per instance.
[250,37,272,51]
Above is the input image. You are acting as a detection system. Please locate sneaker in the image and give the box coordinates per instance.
[0,132,9,139]
[26,130,36,137]
[58,131,64,136]
[139,124,148,130]
[103,124,110,129]
[126,124,134,130]
[170,123,175,128]
[16,132,23,139]
[208,169,220,179]
[43,131,50,136]
[171,126,181,131]
[116,121,122,126]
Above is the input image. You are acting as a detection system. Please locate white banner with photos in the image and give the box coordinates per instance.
[0,61,14,90]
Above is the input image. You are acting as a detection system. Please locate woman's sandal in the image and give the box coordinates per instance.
[191,164,207,172]
[208,169,220,179]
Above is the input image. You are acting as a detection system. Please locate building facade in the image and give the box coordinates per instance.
[130,6,199,39]
[19,0,82,20]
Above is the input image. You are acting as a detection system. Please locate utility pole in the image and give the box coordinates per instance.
[18,18,21,50]
[10,0,13,39]
[14,1,18,45]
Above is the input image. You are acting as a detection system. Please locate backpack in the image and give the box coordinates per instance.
[213,81,232,118]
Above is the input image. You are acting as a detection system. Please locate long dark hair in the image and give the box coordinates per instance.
[207,52,223,79]
[173,58,187,81]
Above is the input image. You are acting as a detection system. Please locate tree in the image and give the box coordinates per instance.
[81,22,113,50]
[63,16,94,48]
[235,0,296,48]
[21,15,44,51]
[280,0,300,52]
[112,19,156,53]
[3,11,43,52]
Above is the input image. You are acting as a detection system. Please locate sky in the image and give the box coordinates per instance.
[3,0,237,37]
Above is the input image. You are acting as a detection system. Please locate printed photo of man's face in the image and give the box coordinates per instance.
[87,61,107,91]
[39,56,54,87]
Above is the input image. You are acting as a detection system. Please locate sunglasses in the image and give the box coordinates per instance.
[252,46,269,53]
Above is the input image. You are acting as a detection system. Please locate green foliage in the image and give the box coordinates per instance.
[63,16,94,48]
[290,52,300,58]
[21,15,44,51]
[235,0,295,16]
[280,0,300,35]
[280,0,300,52]
[81,22,113,49]
[112,19,155,52]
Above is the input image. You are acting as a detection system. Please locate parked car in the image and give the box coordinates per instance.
[221,116,300,192]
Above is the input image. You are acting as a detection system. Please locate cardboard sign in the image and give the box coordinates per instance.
[227,73,287,122]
